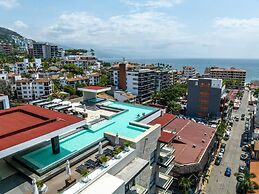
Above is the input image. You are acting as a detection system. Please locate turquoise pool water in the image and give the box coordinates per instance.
[21,101,157,171]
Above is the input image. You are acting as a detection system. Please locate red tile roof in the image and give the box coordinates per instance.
[159,131,175,143]
[149,114,216,165]
[82,86,108,90]
[0,105,83,151]
[148,113,176,128]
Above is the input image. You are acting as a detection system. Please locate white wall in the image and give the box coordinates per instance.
[0,95,10,109]
[126,73,138,95]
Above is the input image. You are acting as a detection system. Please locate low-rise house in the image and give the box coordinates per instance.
[0,94,10,109]
[60,76,88,88]
[0,69,8,80]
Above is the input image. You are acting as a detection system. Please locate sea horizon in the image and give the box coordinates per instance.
[101,57,259,82]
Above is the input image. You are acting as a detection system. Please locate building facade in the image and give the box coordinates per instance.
[33,42,60,59]
[183,66,196,79]
[205,67,246,89]
[16,78,53,100]
[186,78,223,119]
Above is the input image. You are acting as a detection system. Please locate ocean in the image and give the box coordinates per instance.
[102,58,259,82]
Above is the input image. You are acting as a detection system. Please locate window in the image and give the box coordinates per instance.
[23,87,26,89]
[149,172,156,189]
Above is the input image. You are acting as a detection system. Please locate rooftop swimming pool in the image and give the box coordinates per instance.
[19,101,158,173]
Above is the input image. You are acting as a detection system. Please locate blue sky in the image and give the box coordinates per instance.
[1,0,259,58]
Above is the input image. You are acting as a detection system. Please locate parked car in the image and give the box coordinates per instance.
[242,145,249,152]
[220,148,225,154]
[238,165,246,173]
[235,116,239,122]
[225,167,232,177]
[218,152,224,158]
[215,157,222,166]
[221,143,226,149]
[236,173,244,182]
[240,153,248,160]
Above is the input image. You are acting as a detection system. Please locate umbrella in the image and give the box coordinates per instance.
[115,133,119,145]
[32,178,39,194]
[84,104,87,112]
[66,160,71,179]
[98,142,103,155]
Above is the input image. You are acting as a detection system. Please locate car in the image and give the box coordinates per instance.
[218,152,224,158]
[215,157,222,165]
[220,148,225,154]
[225,167,231,177]
[235,116,239,121]
[246,117,250,121]
[242,145,249,152]
[236,173,245,182]
[240,153,248,160]
[221,143,226,149]
[239,165,246,173]
[241,114,245,118]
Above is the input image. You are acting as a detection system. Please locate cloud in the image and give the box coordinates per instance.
[214,17,259,28]
[122,0,183,9]
[44,11,190,56]
[0,0,18,9]
[14,20,28,28]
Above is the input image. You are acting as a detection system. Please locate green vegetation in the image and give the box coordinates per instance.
[80,168,89,177]
[152,84,187,113]
[63,64,84,75]
[254,88,259,98]
[235,169,259,193]
[36,180,44,188]
[0,80,12,96]
[223,79,242,88]
[99,155,109,164]
[123,141,132,148]
[113,146,123,155]
[63,85,76,95]
[179,177,192,194]
[216,121,227,140]
[98,74,109,86]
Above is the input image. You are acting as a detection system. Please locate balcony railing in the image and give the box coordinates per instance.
[158,146,175,167]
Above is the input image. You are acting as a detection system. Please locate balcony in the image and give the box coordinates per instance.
[157,146,175,167]
[126,184,148,194]
[157,172,174,191]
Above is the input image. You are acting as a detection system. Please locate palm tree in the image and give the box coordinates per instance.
[179,177,192,194]
[90,48,95,56]
[235,169,259,193]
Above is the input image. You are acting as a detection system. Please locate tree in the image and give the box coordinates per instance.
[254,88,259,98]
[63,64,84,75]
[63,85,76,95]
[216,121,227,140]
[235,169,259,193]
[179,177,192,194]
[167,100,181,114]
[98,74,109,86]
[90,48,95,56]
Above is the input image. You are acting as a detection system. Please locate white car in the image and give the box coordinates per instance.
[218,152,224,158]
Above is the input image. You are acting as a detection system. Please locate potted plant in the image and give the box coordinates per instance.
[80,169,90,183]
[113,146,123,159]
[36,180,48,193]
[99,155,109,167]
[123,141,132,152]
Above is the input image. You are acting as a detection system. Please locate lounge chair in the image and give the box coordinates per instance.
[75,164,87,173]
[84,159,96,169]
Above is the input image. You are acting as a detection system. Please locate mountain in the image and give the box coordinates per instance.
[0,27,23,43]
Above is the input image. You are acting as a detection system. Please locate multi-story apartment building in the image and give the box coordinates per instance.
[205,67,246,89]
[0,42,13,54]
[126,69,155,103]
[111,63,173,103]
[88,72,101,85]
[16,78,53,100]
[11,59,29,75]
[155,70,172,91]
[186,78,223,119]
[33,42,61,59]
[62,55,97,67]
[183,66,196,79]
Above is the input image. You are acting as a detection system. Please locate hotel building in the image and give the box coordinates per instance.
[186,78,223,119]
[205,67,246,89]
[0,86,163,194]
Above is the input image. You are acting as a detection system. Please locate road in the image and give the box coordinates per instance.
[206,90,250,194]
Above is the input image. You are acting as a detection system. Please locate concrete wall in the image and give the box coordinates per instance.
[0,95,10,110]
[140,109,162,124]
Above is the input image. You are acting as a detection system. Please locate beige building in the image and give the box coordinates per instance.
[206,67,246,88]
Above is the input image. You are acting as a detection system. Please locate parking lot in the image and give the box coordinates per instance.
[206,90,250,194]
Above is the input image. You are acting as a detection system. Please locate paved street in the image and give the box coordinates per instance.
[206,90,250,194]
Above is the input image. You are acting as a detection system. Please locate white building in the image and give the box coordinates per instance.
[0,95,10,109]
[114,91,136,103]
[16,78,53,100]
[183,66,196,79]
[11,59,29,75]
[0,69,8,80]
[88,72,101,85]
